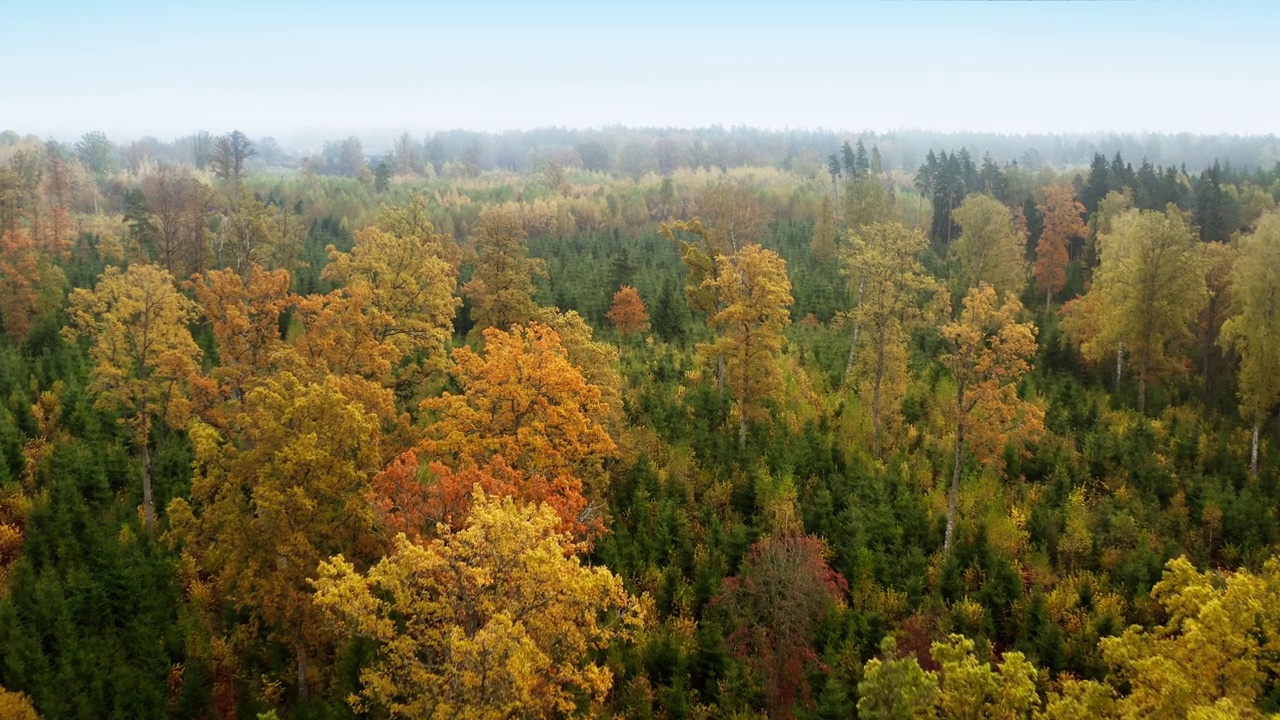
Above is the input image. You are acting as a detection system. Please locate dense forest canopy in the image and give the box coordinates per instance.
[2,124,1280,719]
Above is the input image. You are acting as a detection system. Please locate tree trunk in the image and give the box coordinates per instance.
[1045,285,1052,311]
[738,403,747,450]
[1115,341,1123,389]
[843,276,867,384]
[141,438,155,537]
[871,335,885,458]
[1137,351,1149,415]
[1252,416,1261,477]
[717,354,725,398]
[296,638,309,701]
[945,416,964,554]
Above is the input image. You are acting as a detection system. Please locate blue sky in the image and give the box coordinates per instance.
[4,0,1276,142]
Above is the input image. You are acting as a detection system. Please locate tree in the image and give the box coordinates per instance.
[951,193,1027,299]
[65,264,201,536]
[462,206,546,331]
[168,373,384,699]
[1220,213,1280,475]
[209,130,254,184]
[322,216,460,381]
[940,283,1043,552]
[1083,207,1207,413]
[696,178,767,251]
[371,452,597,541]
[1034,184,1087,308]
[313,491,644,719]
[699,244,794,448]
[606,285,650,340]
[421,322,617,490]
[142,166,210,276]
[0,230,42,344]
[841,222,941,456]
[192,265,293,403]
[0,688,41,720]
[715,535,847,718]
[857,637,938,720]
[810,194,838,263]
[931,634,1040,720]
[75,131,117,177]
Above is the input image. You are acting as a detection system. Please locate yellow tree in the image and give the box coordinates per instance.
[940,283,1042,552]
[322,216,460,381]
[839,222,942,456]
[700,244,794,448]
[951,193,1028,299]
[606,285,650,340]
[65,264,201,536]
[461,206,545,331]
[167,373,384,699]
[313,491,645,719]
[1085,207,1207,413]
[192,265,293,404]
[421,322,617,491]
[1220,212,1280,475]
[1034,184,1087,308]
[931,635,1040,720]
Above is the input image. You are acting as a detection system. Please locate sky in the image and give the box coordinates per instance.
[3,0,1277,144]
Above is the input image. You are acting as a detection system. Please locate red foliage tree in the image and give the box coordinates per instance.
[716,535,847,718]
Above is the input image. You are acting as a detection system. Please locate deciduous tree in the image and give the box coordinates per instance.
[1220,213,1280,475]
[606,285,650,340]
[65,264,201,536]
[951,193,1027,299]
[940,283,1042,552]
[1083,206,1207,413]
[168,373,384,699]
[699,244,794,448]
[1034,184,1087,308]
[462,206,545,331]
[313,491,644,719]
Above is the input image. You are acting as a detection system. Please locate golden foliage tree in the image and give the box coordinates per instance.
[839,222,942,456]
[940,283,1043,552]
[1081,207,1207,413]
[168,373,384,698]
[1033,184,1087,308]
[699,244,794,448]
[65,264,201,536]
[951,193,1027,299]
[313,491,645,719]
[0,230,41,344]
[1220,212,1280,475]
[322,217,459,381]
[422,322,617,490]
[462,206,546,331]
[0,687,41,720]
[606,285,650,340]
[192,265,293,403]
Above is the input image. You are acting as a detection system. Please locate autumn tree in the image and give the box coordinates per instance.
[1082,206,1207,413]
[857,637,938,720]
[142,165,210,276]
[168,373,384,699]
[715,535,847,718]
[313,491,644,719]
[213,187,301,277]
[940,283,1043,552]
[699,244,794,448]
[1034,184,1087,308]
[606,285,650,340]
[1220,212,1280,475]
[931,635,1040,720]
[839,222,942,455]
[0,230,42,344]
[191,265,293,404]
[421,322,617,491]
[370,452,597,540]
[462,206,546,331]
[696,177,767,251]
[65,264,202,536]
[951,193,1027,299]
[322,215,460,381]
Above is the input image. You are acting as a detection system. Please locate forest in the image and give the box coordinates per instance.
[1,126,1280,720]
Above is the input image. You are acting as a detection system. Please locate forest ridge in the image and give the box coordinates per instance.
[0,126,1279,719]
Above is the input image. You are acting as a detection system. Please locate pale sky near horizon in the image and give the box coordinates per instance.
[3,0,1276,143]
